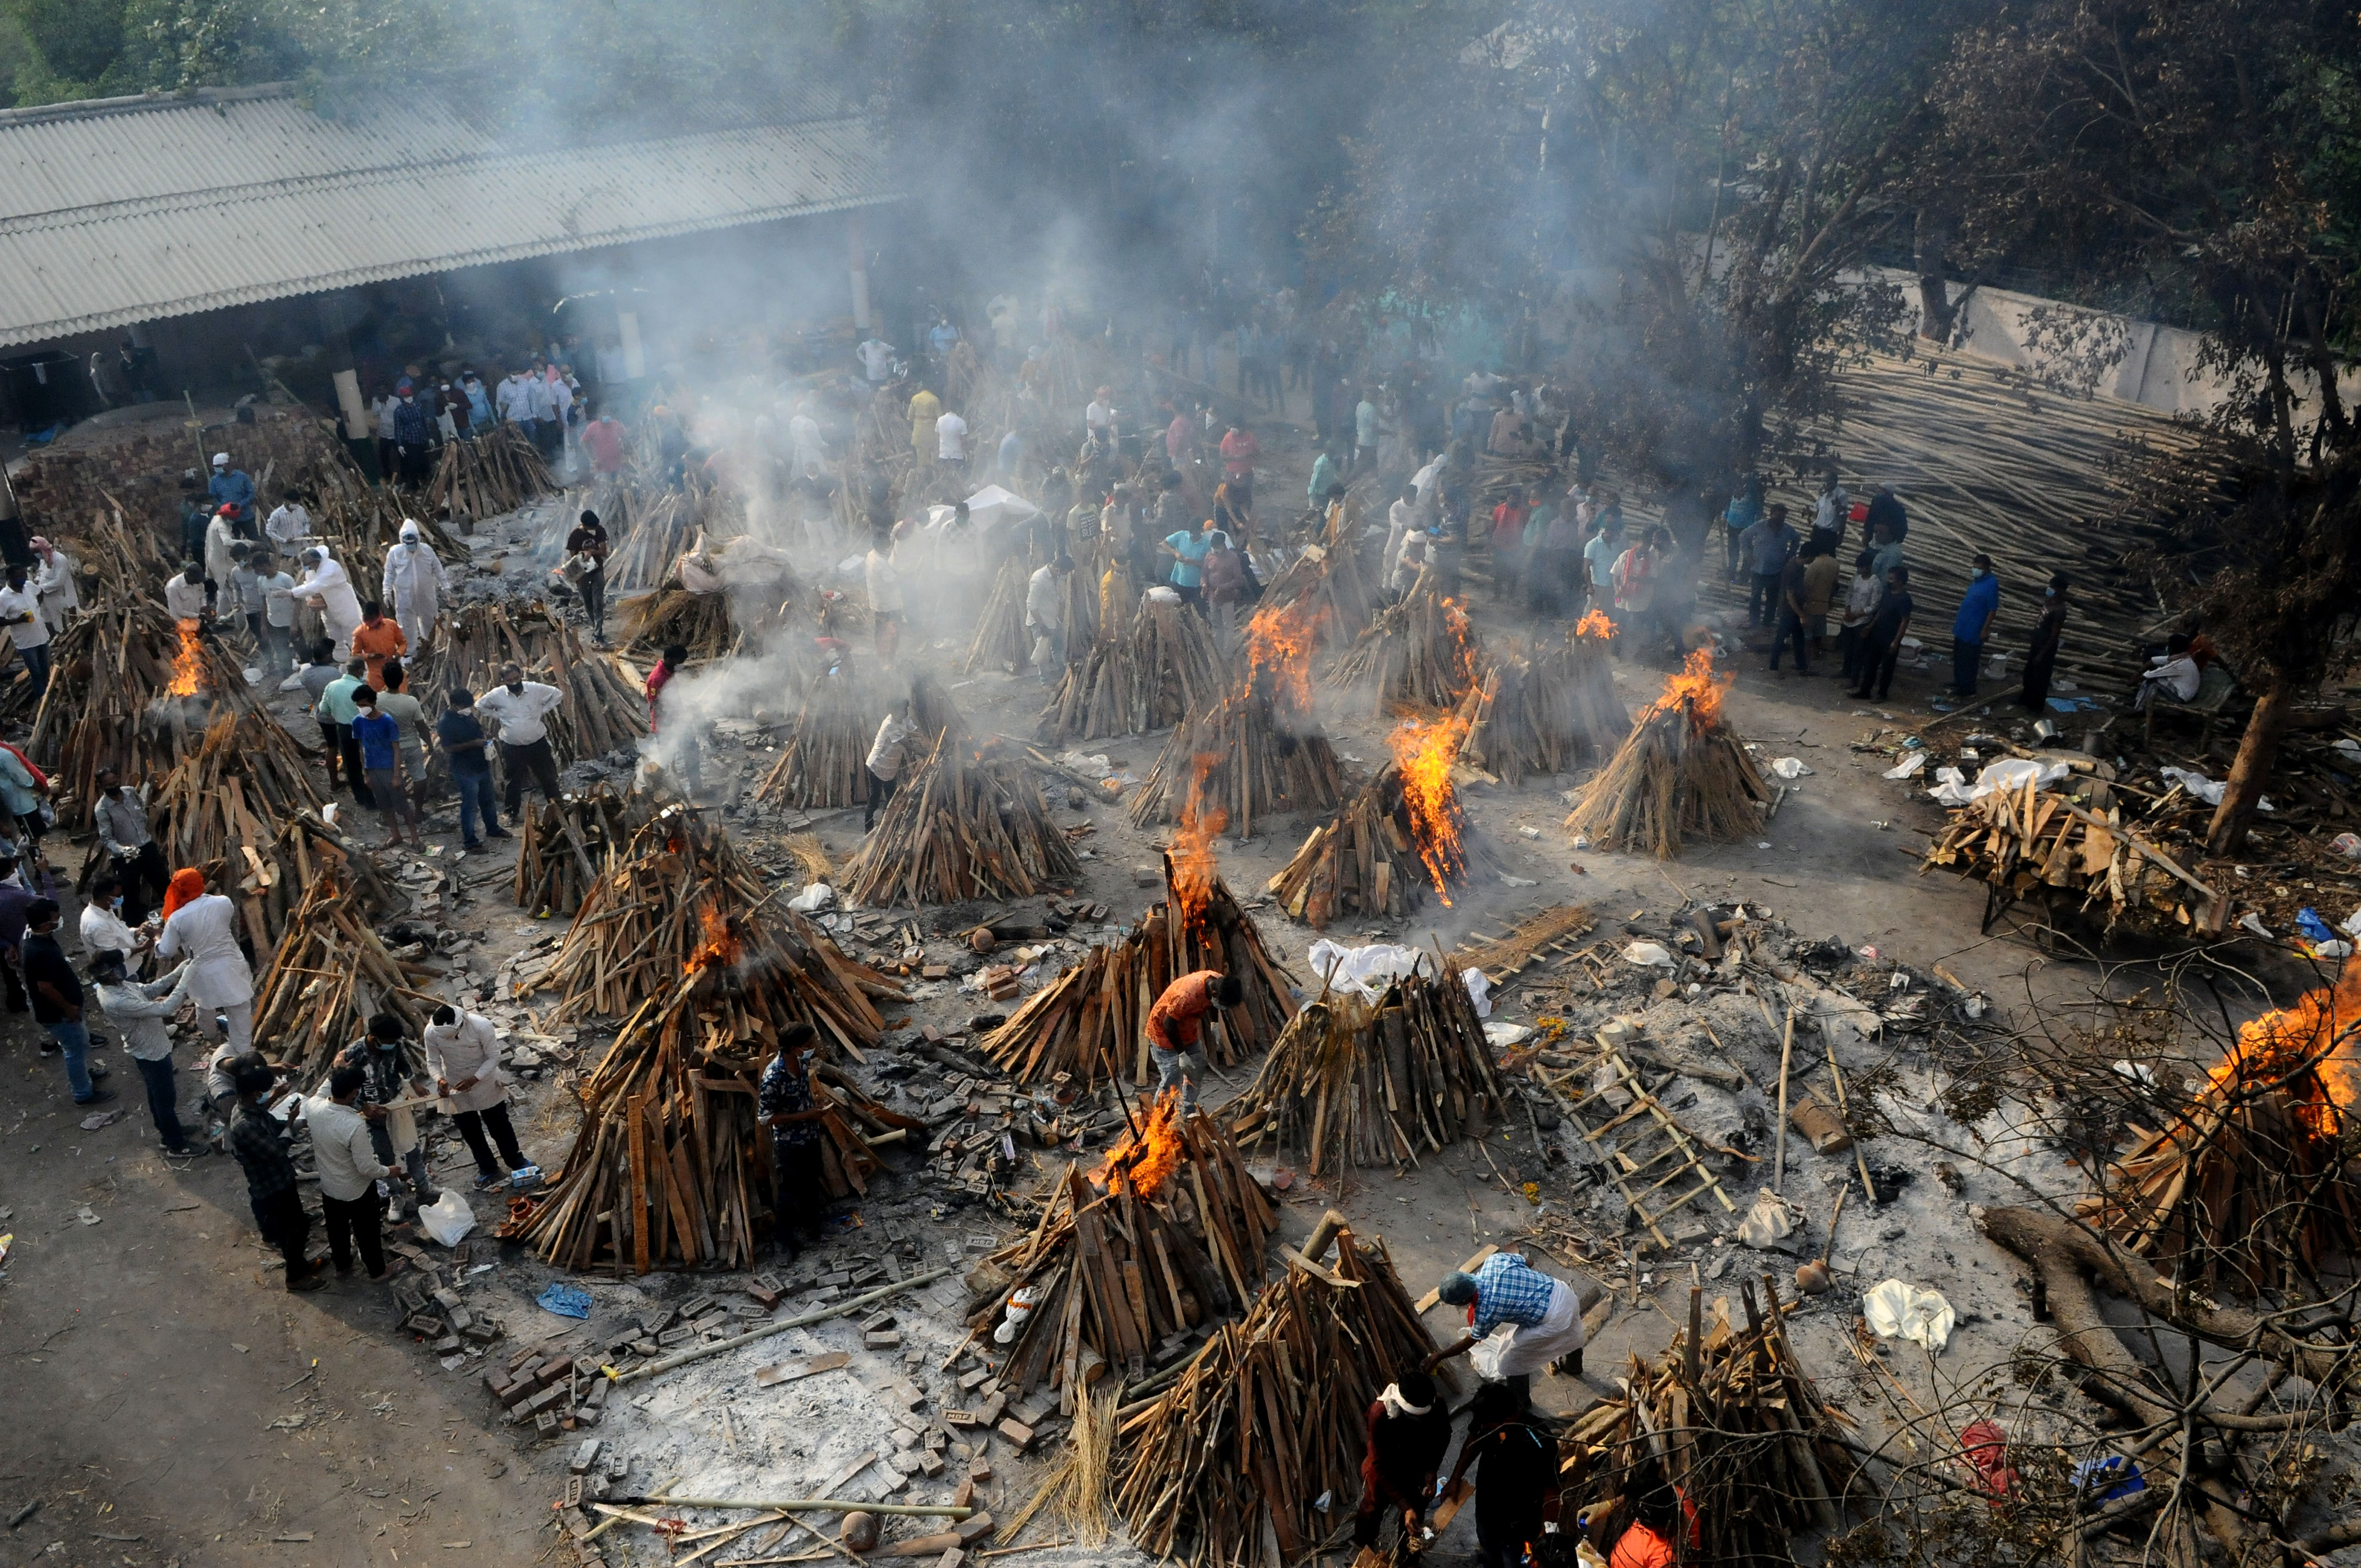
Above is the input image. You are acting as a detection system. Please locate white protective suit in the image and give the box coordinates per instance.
[381,528,450,649]
[290,552,363,660]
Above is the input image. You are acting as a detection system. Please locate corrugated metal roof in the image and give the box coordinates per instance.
[0,87,896,348]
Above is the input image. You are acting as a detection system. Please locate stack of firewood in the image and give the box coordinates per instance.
[1556,1277,1858,1561]
[843,735,1084,906]
[1920,770,2216,931]
[425,425,553,522]
[2081,963,2361,1296]
[1229,965,1503,1175]
[250,869,441,1079]
[619,586,738,662]
[981,865,1300,1088]
[1326,570,1482,715]
[1565,649,1773,857]
[31,604,260,825]
[1456,626,1630,784]
[1126,690,1348,836]
[1263,765,1440,928]
[412,601,647,763]
[755,674,884,810]
[1037,593,1227,743]
[1256,508,1380,642]
[1113,1231,1436,1568]
[600,483,712,590]
[512,788,646,917]
[961,558,1036,676]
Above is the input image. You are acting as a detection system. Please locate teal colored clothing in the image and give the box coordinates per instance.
[1307,453,1339,507]
[0,745,39,818]
[1165,531,1212,589]
[317,674,366,725]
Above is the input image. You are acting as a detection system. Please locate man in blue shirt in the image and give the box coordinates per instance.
[1951,553,2000,698]
[1161,519,1222,612]
[349,687,417,847]
[1740,504,1798,627]
[436,687,508,850]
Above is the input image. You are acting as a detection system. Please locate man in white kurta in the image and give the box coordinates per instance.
[289,547,363,660]
[381,522,450,651]
[155,880,256,1052]
[28,536,78,633]
[422,1005,531,1187]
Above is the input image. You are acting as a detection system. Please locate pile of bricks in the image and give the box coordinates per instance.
[484,1337,609,1437]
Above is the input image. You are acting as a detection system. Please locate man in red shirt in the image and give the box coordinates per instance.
[582,413,627,479]
[1145,968,1243,1113]
[1218,422,1260,515]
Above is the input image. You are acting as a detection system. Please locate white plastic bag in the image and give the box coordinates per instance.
[2160,766,2226,805]
[1769,757,1813,780]
[1882,752,1929,780]
[1734,1188,1796,1248]
[1621,941,1676,968]
[419,1190,476,1247]
[1462,967,1492,1018]
[1030,634,1055,667]
[1862,1278,1956,1352]
[787,882,836,913]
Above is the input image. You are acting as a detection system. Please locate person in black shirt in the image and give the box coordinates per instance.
[436,687,508,849]
[337,1012,434,1218]
[23,898,111,1105]
[1444,1381,1557,1568]
[1850,564,1915,701]
[563,510,611,645]
[1354,1370,1453,1550]
[225,1053,326,1291]
[756,1024,829,1260]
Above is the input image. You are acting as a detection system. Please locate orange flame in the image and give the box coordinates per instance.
[1574,609,1614,642]
[1640,645,1729,732]
[1440,597,1480,694]
[2211,959,2361,1124]
[1245,597,1328,715]
[1095,1089,1189,1199]
[689,903,743,972]
[1171,753,1227,933]
[1387,712,1472,903]
[166,618,205,698]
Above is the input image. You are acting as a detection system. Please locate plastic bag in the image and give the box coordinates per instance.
[1462,967,1492,1018]
[1734,1188,1796,1248]
[419,1190,476,1247]
[1883,753,1929,780]
[1621,941,1675,967]
[1768,757,1813,780]
[787,882,836,913]
[1030,634,1055,667]
[1862,1278,1956,1352]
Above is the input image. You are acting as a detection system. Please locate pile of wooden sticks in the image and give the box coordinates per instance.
[1037,593,1227,743]
[1564,651,1772,857]
[1263,765,1439,928]
[425,425,554,522]
[250,869,441,1080]
[512,787,645,917]
[755,672,883,811]
[843,735,1084,906]
[1919,770,2217,931]
[31,605,259,825]
[413,601,647,763]
[1326,572,1481,715]
[1125,690,1348,836]
[1455,628,1630,784]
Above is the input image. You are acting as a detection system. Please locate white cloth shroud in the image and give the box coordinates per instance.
[1468,1276,1585,1381]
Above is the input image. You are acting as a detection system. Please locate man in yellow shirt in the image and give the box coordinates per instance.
[907,387,942,464]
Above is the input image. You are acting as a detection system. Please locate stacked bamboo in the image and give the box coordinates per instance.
[531,806,893,1058]
[755,674,884,810]
[2080,963,2361,1296]
[961,559,1036,676]
[971,1099,1275,1400]
[619,587,738,662]
[1557,1278,1859,1563]
[30,603,259,826]
[1037,592,1228,743]
[1326,572,1482,715]
[412,601,647,763]
[1126,690,1348,836]
[1229,966,1502,1175]
[1113,1233,1436,1568]
[600,483,713,590]
[512,788,646,916]
[425,424,553,520]
[981,867,1301,1087]
[1457,629,1630,784]
[1258,506,1380,642]
[250,869,442,1081]
[1919,772,2216,931]
[1565,650,1773,857]
[48,491,177,607]
[843,735,1084,906]
[1264,766,1438,928]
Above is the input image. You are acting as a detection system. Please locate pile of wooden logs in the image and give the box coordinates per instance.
[1264,766,1438,928]
[1565,650,1773,857]
[981,866,1300,1088]
[1230,965,1503,1175]
[1126,690,1348,835]
[531,805,895,1058]
[969,1099,1276,1405]
[425,425,553,522]
[2082,963,2361,1296]
[961,559,1036,676]
[755,673,883,810]
[512,788,646,917]
[1037,593,1227,743]
[31,605,260,825]
[619,587,738,662]
[1456,628,1630,784]
[1326,571,1483,716]
[1258,506,1380,642]
[1113,1230,1436,1568]
[413,601,647,762]
[1919,769,2217,933]
[250,869,441,1079]
[843,736,1084,906]
[600,483,715,590]
[1555,1277,1858,1562]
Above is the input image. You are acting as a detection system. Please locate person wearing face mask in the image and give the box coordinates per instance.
[422,1005,530,1190]
[154,867,256,1052]
[93,767,166,923]
[289,546,363,661]
[391,382,431,487]
[382,521,449,651]
[336,1012,435,1220]
[0,562,50,699]
[91,947,196,1156]
[474,662,566,817]
[2020,574,2072,712]
[80,873,153,968]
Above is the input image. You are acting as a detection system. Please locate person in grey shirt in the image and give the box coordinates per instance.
[91,949,194,1155]
[301,1063,394,1277]
[93,767,165,924]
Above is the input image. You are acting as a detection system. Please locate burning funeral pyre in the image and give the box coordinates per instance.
[1326,570,1483,715]
[1564,648,1774,857]
[1264,712,1480,927]
[1454,616,1630,784]
[31,603,257,825]
[2083,961,2361,1295]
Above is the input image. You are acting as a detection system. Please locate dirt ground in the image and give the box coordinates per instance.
[3,382,2347,1568]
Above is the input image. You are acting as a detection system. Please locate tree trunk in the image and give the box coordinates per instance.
[1913,206,1955,343]
[2206,679,2292,855]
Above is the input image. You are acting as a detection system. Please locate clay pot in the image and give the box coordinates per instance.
[840,1512,879,1551]
[967,927,998,954]
[1794,1258,1833,1296]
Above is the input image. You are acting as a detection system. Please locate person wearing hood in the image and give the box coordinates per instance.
[382,521,449,650]
[207,453,255,530]
[289,546,363,661]
[155,867,256,1052]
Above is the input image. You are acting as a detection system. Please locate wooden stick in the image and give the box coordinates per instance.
[1774,1005,1795,1193]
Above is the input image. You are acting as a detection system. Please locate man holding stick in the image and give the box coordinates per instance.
[1145,969,1242,1115]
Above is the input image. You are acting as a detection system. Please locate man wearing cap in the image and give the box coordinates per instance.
[382,522,448,651]
[289,546,363,660]
[156,867,257,1052]
[28,536,77,634]
[207,452,255,530]
[475,662,566,816]
[91,948,195,1156]
[1427,1250,1586,1393]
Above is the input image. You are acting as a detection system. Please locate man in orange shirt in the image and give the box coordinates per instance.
[1144,968,1242,1114]
[350,600,407,689]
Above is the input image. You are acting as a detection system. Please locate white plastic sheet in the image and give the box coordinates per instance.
[1883,752,1929,780]
[1862,1278,1956,1352]
[1305,940,1432,1000]
[1768,757,1813,780]
[787,882,836,912]
[1928,757,2069,807]
[420,1190,477,1247]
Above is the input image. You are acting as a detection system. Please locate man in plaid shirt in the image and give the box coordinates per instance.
[225,1055,326,1292]
[1429,1251,1583,1392]
[757,1024,828,1262]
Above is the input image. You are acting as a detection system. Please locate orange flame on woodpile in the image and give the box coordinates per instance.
[166,618,206,698]
[1388,713,1472,903]
[2212,960,2361,1126]
[1095,1089,1189,1199]
[689,903,743,972]
[1441,597,1480,693]
[1574,609,1614,642]
[1245,597,1328,714]
[1172,753,1227,933]
[1640,645,1729,732]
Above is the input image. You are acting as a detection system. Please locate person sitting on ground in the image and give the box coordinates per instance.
[1352,1368,1453,1555]
[1145,969,1243,1115]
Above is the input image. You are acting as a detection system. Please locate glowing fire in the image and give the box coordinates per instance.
[2211,960,2361,1126]
[1245,598,1328,715]
[1171,753,1227,933]
[166,618,205,698]
[1387,712,1472,903]
[689,903,743,972]
[1640,645,1729,732]
[1574,609,1614,642]
[1095,1089,1188,1199]
[1441,597,1480,693]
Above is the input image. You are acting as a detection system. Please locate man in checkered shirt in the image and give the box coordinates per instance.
[1428,1251,1584,1393]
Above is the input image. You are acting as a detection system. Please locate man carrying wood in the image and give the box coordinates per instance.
[1352,1368,1452,1556]
[756,1023,829,1262]
[1146,969,1243,1115]
[1429,1250,1585,1396]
